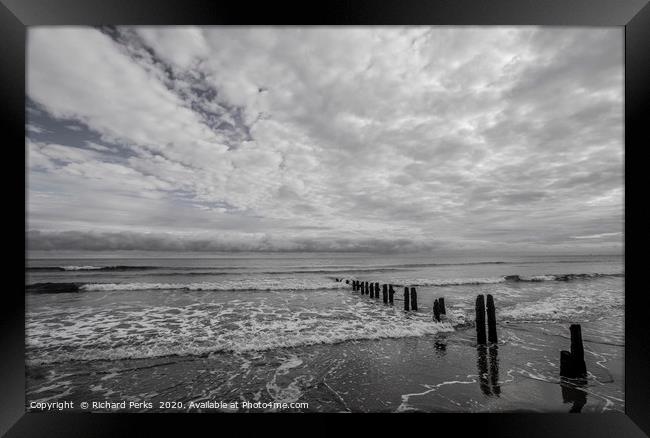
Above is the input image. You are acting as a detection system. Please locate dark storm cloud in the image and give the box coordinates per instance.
[27,230,456,253]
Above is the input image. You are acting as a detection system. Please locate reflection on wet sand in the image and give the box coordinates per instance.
[561,379,587,413]
[477,345,500,396]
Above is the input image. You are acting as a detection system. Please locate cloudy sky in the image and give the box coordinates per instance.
[26,26,623,254]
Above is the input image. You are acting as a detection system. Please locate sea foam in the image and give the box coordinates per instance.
[26,296,456,365]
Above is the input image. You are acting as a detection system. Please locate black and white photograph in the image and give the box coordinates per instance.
[25,26,624,413]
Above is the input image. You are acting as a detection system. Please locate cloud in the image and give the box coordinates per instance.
[26,26,624,253]
[571,232,623,240]
[27,229,450,253]
[29,229,620,255]
[26,123,45,134]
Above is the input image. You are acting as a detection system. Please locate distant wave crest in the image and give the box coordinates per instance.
[406,272,622,287]
[28,265,160,272]
[26,271,622,294]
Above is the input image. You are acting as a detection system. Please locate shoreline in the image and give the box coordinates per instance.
[26,319,623,413]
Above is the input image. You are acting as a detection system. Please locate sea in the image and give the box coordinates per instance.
[25,252,624,413]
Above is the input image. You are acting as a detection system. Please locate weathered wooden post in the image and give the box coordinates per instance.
[570,324,586,374]
[438,297,446,315]
[560,324,587,378]
[560,351,575,378]
[560,351,573,376]
[403,287,410,311]
[375,283,380,299]
[410,287,418,311]
[382,284,388,303]
[353,280,358,291]
[365,281,369,295]
[369,281,375,298]
[486,294,498,344]
[433,299,440,322]
[475,295,487,345]
[389,285,395,304]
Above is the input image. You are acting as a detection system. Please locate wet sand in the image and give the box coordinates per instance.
[26,317,623,413]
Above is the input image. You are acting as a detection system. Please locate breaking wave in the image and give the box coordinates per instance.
[403,272,623,287]
[26,271,623,294]
[26,300,456,365]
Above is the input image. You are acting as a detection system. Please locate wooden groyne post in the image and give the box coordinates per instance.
[364,281,369,295]
[560,351,573,378]
[382,284,388,303]
[570,324,586,374]
[375,283,380,299]
[486,294,498,344]
[433,297,446,321]
[403,287,410,311]
[560,324,587,378]
[433,299,440,322]
[410,287,417,311]
[475,295,487,345]
[389,285,395,304]
[476,294,497,345]
[369,281,375,298]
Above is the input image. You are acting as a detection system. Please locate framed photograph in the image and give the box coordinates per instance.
[2,0,649,436]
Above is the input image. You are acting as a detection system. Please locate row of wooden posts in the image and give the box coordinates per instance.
[337,278,587,380]
[473,293,587,378]
[337,278,446,321]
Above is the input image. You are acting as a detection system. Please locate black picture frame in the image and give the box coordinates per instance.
[2,0,649,436]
